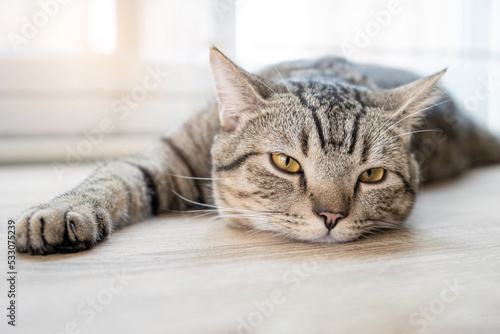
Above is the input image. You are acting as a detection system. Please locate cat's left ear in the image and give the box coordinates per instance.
[210,47,269,131]
[372,69,446,131]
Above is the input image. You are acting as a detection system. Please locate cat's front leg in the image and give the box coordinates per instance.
[16,105,218,255]
[15,161,153,255]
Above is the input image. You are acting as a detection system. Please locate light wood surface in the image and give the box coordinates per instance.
[1,163,499,334]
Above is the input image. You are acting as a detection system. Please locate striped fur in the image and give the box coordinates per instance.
[16,48,500,254]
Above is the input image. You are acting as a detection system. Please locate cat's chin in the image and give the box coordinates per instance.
[310,234,339,243]
[303,231,360,244]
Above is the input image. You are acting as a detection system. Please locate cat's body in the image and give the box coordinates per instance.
[16,48,500,254]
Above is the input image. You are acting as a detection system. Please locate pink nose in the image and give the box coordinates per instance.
[318,212,345,231]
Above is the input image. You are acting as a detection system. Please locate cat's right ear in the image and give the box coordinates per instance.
[209,47,268,131]
[369,70,446,132]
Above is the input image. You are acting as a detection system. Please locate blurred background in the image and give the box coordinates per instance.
[0,0,499,164]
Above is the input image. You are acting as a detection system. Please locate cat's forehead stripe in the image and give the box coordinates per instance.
[347,113,361,155]
[292,81,309,106]
[311,109,326,150]
[299,128,309,156]
[347,108,368,155]
[282,78,370,157]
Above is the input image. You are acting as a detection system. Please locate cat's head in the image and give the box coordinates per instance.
[209,47,444,243]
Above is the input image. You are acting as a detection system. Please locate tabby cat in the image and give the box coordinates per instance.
[16,47,500,255]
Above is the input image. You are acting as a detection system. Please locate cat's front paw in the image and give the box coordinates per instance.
[16,202,112,255]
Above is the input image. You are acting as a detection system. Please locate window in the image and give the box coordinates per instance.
[0,0,234,163]
[1,0,498,164]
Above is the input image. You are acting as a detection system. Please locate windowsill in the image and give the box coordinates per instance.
[0,134,157,164]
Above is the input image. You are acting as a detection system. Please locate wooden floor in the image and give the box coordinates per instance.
[1,163,499,334]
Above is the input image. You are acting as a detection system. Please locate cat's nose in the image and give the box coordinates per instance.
[318,212,345,231]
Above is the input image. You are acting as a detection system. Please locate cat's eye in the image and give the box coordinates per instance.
[271,154,301,173]
[358,168,385,183]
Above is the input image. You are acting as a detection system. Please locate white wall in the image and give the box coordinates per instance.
[236,0,500,135]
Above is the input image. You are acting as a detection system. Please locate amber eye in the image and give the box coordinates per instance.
[358,168,385,183]
[271,154,301,173]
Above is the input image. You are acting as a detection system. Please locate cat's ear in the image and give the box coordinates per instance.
[373,69,446,130]
[209,47,268,131]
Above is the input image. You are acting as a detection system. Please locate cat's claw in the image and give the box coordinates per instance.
[15,203,108,255]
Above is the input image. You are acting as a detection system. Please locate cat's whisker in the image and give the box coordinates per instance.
[171,190,279,215]
[204,213,271,225]
[171,208,270,215]
[378,129,443,144]
[367,218,403,230]
[374,99,452,144]
[171,189,219,209]
[273,66,301,114]
[164,208,219,220]
[204,215,226,224]
[202,213,236,224]
[371,88,398,136]
[216,211,273,218]
[167,208,218,214]
[217,206,278,214]
[169,174,225,181]
[189,211,220,219]
[218,215,271,222]
[380,87,394,112]
[244,227,279,237]
[176,207,277,222]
